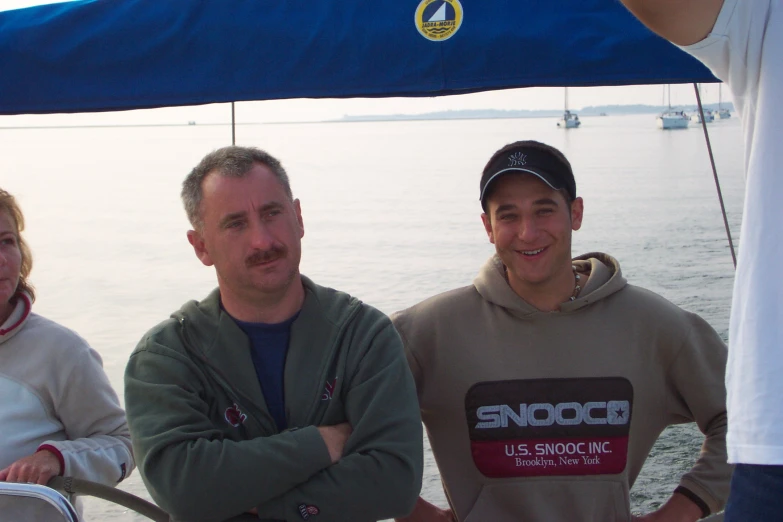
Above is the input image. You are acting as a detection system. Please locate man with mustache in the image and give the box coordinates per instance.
[124,146,422,522]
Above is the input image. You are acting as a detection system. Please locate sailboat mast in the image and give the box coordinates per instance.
[564,87,569,112]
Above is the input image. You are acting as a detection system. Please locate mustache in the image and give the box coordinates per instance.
[245,247,286,267]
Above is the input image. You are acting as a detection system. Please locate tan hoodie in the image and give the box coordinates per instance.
[392,253,730,522]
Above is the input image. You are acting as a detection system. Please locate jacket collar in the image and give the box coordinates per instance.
[174,276,362,431]
[0,292,32,343]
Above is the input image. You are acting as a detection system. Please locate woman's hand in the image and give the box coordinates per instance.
[0,449,62,485]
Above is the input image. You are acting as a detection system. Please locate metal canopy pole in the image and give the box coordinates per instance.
[693,83,737,268]
[231,102,236,145]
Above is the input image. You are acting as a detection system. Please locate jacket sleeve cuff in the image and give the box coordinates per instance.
[37,444,65,476]
[674,485,711,519]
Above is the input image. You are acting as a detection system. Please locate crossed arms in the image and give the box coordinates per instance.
[125,319,422,522]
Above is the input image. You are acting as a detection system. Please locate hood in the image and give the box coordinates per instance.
[473,252,627,316]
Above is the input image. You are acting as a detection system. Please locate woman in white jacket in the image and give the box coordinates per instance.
[0,188,134,489]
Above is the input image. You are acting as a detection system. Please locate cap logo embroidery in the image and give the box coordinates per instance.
[508,152,527,167]
[224,403,247,427]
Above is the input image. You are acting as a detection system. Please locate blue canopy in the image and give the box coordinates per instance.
[0,0,716,115]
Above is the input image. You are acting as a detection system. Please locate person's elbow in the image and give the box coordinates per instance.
[142,468,211,522]
[139,450,244,522]
[388,407,425,516]
[397,475,422,517]
[392,457,423,516]
[146,478,239,522]
[373,447,424,518]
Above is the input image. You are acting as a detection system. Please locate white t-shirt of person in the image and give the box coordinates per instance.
[682,0,783,465]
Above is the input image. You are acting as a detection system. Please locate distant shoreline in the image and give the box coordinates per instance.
[0,122,242,130]
[332,103,734,123]
[0,103,734,129]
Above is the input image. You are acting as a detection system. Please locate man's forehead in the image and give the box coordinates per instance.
[205,192,287,214]
[202,168,283,197]
[202,177,288,217]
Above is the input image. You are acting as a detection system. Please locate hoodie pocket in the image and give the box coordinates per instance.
[463,478,631,522]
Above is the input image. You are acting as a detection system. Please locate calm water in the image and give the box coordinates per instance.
[0,113,744,519]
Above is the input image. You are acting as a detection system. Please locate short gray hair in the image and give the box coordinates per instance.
[182,146,293,229]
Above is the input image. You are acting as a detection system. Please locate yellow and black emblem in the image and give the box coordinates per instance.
[415,0,463,42]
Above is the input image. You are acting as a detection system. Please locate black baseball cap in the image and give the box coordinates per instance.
[479,141,576,210]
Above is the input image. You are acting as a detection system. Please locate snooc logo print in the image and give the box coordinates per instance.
[415,0,463,42]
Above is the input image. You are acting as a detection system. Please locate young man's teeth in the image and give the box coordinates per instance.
[523,248,544,255]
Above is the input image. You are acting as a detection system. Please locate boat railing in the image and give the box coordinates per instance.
[0,481,79,522]
[0,474,727,520]
[0,477,171,522]
[49,477,170,522]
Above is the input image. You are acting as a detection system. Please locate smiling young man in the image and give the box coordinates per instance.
[392,141,732,522]
[124,146,422,522]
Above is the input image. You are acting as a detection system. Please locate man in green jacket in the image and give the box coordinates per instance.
[124,146,423,522]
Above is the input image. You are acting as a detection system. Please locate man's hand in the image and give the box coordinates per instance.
[0,450,62,485]
[631,492,704,522]
[395,497,456,522]
[317,422,353,463]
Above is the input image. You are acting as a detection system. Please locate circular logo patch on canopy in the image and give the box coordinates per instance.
[415,0,463,42]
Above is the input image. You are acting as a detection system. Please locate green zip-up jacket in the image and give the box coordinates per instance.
[124,276,423,522]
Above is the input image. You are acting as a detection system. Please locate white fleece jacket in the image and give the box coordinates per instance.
[0,292,134,486]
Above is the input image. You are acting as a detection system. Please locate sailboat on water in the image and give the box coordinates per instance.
[717,83,731,119]
[690,84,714,123]
[557,87,581,128]
[656,84,689,129]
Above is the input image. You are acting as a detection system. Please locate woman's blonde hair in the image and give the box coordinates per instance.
[0,189,35,302]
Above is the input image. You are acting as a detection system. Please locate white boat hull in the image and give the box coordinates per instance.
[557,117,581,128]
[690,111,714,123]
[657,115,689,129]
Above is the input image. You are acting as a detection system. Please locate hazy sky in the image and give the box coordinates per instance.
[0,0,728,126]
[0,0,79,12]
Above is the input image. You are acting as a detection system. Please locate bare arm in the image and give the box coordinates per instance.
[632,491,703,522]
[618,0,725,46]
